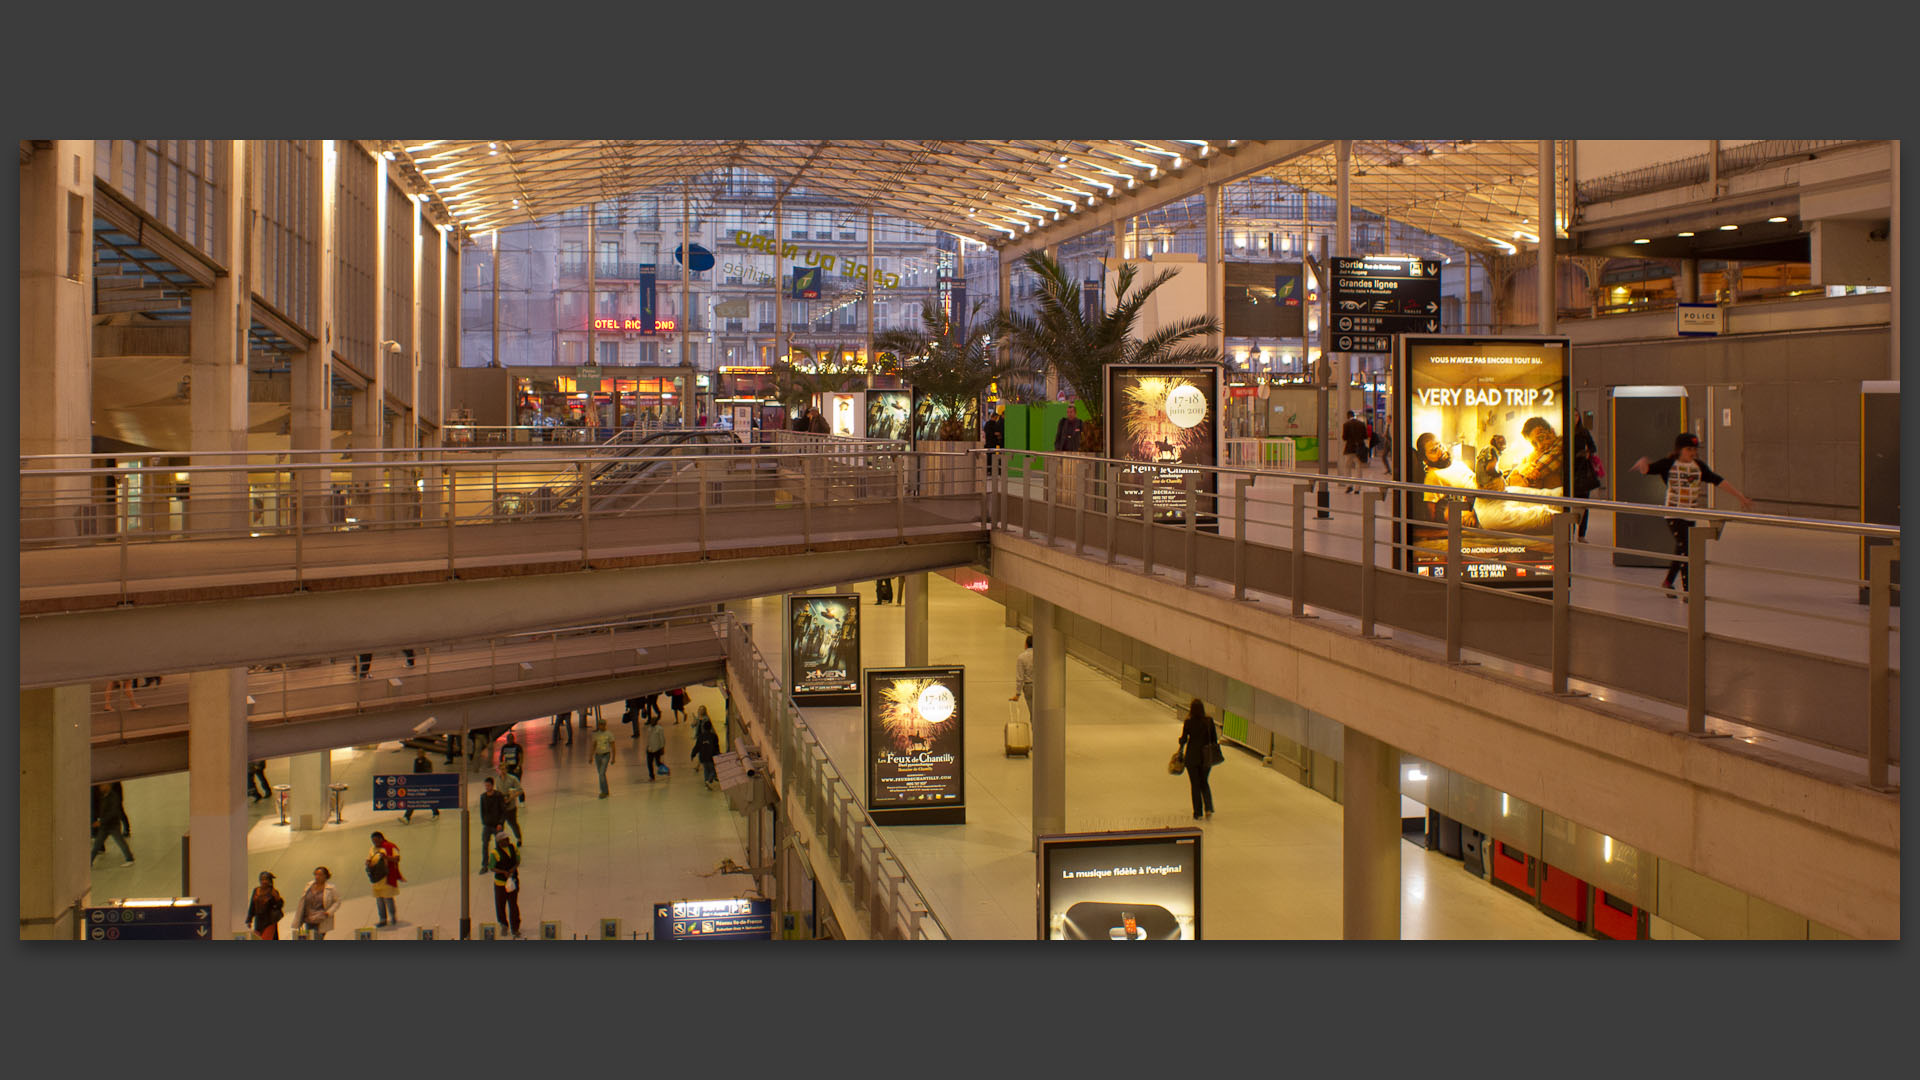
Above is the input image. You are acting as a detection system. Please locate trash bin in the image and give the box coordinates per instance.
[1132,671,1156,700]
[1460,826,1485,877]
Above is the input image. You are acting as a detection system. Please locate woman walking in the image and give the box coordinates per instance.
[668,687,690,724]
[296,866,341,939]
[1572,415,1602,541]
[245,871,284,939]
[644,714,667,781]
[1176,699,1219,821]
[692,710,721,789]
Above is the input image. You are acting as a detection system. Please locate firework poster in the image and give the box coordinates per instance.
[1396,335,1572,587]
[1038,829,1202,940]
[864,666,966,825]
[866,390,912,443]
[787,594,862,706]
[1103,365,1222,526]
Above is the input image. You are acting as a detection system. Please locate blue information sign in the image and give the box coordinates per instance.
[371,773,461,811]
[653,898,775,941]
[85,902,214,941]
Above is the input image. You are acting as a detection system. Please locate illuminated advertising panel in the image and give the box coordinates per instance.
[866,390,912,443]
[786,594,861,706]
[864,666,965,825]
[1103,364,1222,526]
[910,390,978,444]
[1396,335,1572,586]
[822,391,863,437]
[1221,261,1305,340]
[1038,829,1202,940]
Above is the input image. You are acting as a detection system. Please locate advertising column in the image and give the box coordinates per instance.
[864,666,965,825]
[1396,335,1571,587]
[1038,829,1203,940]
[786,594,862,706]
[1103,364,1223,527]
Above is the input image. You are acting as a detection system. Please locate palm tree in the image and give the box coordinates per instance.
[766,340,869,425]
[993,250,1220,453]
[874,298,1010,441]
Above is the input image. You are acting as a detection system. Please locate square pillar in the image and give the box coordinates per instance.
[19,685,92,939]
[289,751,332,831]
[903,572,929,667]
[1342,726,1402,940]
[19,141,95,542]
[1030,598,1067,845]
[188,667,249,933]
[188,139,251,537]
[293,141,338,525]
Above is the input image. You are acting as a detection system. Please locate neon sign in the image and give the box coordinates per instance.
[590,317,676,332]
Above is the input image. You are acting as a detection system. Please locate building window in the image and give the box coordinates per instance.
[561,240,583,277]
[599,341,619,366]
[597,289,617,315]
[598,240,620,277]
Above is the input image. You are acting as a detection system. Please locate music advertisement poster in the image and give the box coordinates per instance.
[1038,829,1202,940]
[864,666,965,825]
[1395,335,1572,586]
[787,594,861,706]
[866,390,912,443]
[1103,364,1222,526]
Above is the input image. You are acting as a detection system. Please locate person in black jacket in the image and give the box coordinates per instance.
[1572,416,1602,541]
[489,822,523,938]
[90,781,133,865]
[692,713,722,789]
[245,871,284,939]
[1176,699,1219,821]
[477,778,509,872]
[401,750,439,823]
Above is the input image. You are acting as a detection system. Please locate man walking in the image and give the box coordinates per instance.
[1340,410,1370,493]
[592,717,617,799]
[496,731,524,780]
[1631,432,1755,598]
[499,768,525,844]
[644,714,667,780]
[246,760,272,803]
[401,749,440,823]
[478,778,508,872]
[1008,635,1033,710]
[90,781,133,866]
[549,709,573,747]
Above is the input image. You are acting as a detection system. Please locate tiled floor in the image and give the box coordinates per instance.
[95,569,1584,941]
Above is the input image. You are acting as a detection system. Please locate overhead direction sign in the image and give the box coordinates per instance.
[1334,334,1394,354]
[1329,256,1444,343]
[85,901,214,941]
[371,773,461,811]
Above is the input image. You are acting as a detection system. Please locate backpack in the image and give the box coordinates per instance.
[366,852,388,883]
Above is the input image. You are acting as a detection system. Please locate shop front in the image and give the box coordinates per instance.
[513,368,690,440]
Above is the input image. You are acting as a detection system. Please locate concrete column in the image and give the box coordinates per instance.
[289,751,332,831]
[1538,139,1557,335]
[188,667,249,933]
[294,141,337,525]
[188,139,252,537]
[1030,597,1066,845]
[1679,258,1699,303]
[1890,140,1900,381]
[409,193,423,448]
[18,140,94,542]
[1342,726,1401,940]
[902,572,929,667]
[19,685,91,940]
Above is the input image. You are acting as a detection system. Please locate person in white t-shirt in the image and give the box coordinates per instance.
[1631,432,1754,598]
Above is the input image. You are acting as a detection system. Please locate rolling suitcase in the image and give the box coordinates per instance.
[1005,701,1032,758]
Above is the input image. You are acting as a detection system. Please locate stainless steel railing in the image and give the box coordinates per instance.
[723,616,946,940]
[982,449,1900,788]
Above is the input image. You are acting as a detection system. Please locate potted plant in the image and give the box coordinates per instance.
[992,251,1220,510]
[875,298,1014,493]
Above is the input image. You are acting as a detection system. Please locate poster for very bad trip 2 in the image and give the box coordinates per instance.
[864,666,965,825]
[1395,335,1571,586]
[1103,364,1222,527]
[787,594,861,706]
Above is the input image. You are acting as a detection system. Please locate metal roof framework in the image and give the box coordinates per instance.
[374,138,1565,259]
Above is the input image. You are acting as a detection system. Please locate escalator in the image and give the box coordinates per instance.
[484,428,747,520]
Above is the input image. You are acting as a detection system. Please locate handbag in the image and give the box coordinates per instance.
[504,873,518,894]
[1208,738,1226,768]
[1167,749,1185,775]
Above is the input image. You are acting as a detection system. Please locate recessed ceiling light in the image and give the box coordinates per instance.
[1768,216,1788,223]
[1720,224,1738,231]
[383,150,396,160]
[489,142,498,150]
[1632,238,1650,244]
[1677,231,1695,237]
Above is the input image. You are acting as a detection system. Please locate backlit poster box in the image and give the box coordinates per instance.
[864,666,966,825]
[1395,335,1572,587]
[787,594,861,706]
[910,389,979,444]
[822,391,863,438]
[1103,364,1222,526]
[866,390,912,443]
[1221,261,1305,340]
[1038,829,1202,940]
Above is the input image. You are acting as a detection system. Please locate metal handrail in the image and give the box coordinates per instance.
[980,448,1900,787]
